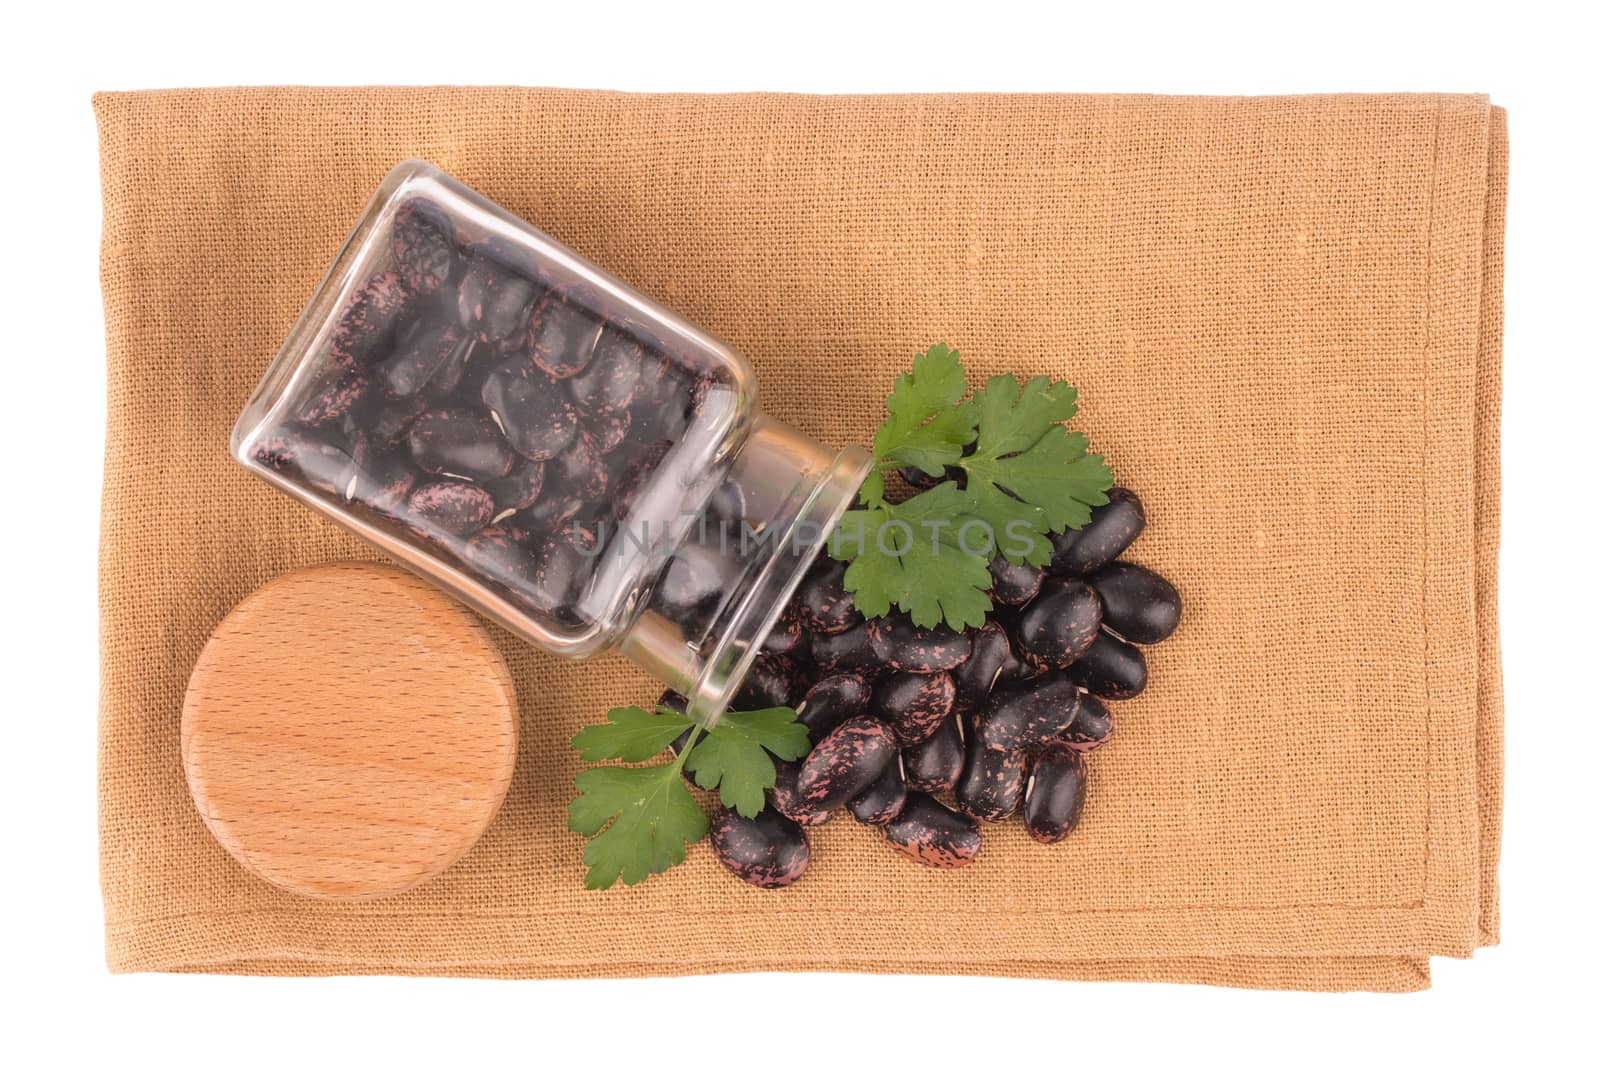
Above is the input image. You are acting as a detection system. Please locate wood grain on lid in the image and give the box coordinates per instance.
[181,562,519,900]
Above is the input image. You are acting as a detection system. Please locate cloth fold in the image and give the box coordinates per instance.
[95,88,1505,991]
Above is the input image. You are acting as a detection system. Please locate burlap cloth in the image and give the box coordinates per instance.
[95,89,1505,991]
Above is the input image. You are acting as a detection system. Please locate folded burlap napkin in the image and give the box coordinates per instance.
[95,88,1505,991]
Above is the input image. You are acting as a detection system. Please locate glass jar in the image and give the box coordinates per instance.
[232,161,871,725]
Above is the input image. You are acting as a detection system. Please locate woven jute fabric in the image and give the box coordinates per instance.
[95,89,1506,991]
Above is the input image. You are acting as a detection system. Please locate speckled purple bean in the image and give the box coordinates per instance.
[953,620,1011,710]
[847,753,908,826]
[810,624,878,676]
[1064,630,1148,699]
[390,200,458,294]
[327,270,413,368]
[866,615,972,674]
[1016,579,1103,670]
[569,329,643,413]
[709,807,810,889]
[377,319,467,398]
[457,255,541,351]
[1023,742,1088,844]
[406,407,515,482]
[528,289,602,379]
[1059,692,1115,750]
[770,760,831,826]
[480,358,578,462]
[1088,561,1183,645]
[794,672,872,742]
[299,369,371,427]
[882,792,981,869]
[988,555,1044,606]
[955,741,1027,823]
[873,671,956,746]
[903,712,966,793]
[974,673,1082,752]
[793,558,861,635]
[1047,487,1145,577]
[406,480,495,537]
[795,716,897,811]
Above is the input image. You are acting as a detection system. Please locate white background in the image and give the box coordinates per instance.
[3,0,1594,1061]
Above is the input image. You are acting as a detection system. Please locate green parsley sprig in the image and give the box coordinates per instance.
[568,704,810,889]
[830,344,1113,629]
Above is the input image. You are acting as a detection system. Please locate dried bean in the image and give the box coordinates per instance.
[955,742,1027,823]
[483,460,546,522]
[988,555,1044,606]
[461,523,534,584]
[362,395,429,446]
[328,270,413,368]
[1016,579,1103,670]
[810,624,878,675]
[903,712,966,793]
[583,410,632,456]
[761,609,807,657]
[866,615,972,673]
[569,329,643,413]
[796,716,897,811]
[709,807,810,889]
[515,480,584,533]
[300,369,371,427]
[377,319,467,398]
[252,424,352,495]
[794,558,860,634]
[390,200,458,294]
[733,654,804,711]
[1023,742,1087,843]
[1088,561,1182,644]
[771,760,830,826]
[974,673,1082,752]
[1048,487,1145,576]
[882,793,981,868]
[550,431,609,503]
[848,754,908,826]
[346,449,417,512]
[526,525,600,618]
[874,671,956,746]
[480,358,579,461]
[528,290,602,379]
[406,407,515,481]
[406,480,495,537]
[457,255,541,351]
[1066,630,1148,699]
[953,620,1010,709]
[1059,692,1115,750]
[795,673,872,742]
[654,544,733,631]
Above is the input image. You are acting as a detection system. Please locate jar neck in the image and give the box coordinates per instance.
[617,416,871,725]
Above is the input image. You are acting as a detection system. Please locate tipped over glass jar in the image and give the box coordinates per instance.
[233,161,871,725]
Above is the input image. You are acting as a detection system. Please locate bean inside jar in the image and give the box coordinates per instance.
[252,198,731,635]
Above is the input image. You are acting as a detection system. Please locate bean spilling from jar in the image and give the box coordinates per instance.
[692,484,1182,888]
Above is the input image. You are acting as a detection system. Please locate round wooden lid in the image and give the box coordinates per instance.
[182,562,519,900]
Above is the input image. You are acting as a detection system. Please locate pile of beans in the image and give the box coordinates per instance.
[685,484,1181,889]
[249,199,727,630]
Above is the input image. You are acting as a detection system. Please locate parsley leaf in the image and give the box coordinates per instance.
[828,348,1115,626]
[958,374,1113,564]
[568,705,811,888]
[873,343,977,476]
[568,761,708,890]
[836,482,993,629]
[685,707,812,816]
[571,704,694,763]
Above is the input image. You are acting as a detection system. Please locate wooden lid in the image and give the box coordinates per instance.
[181,562,519,900]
